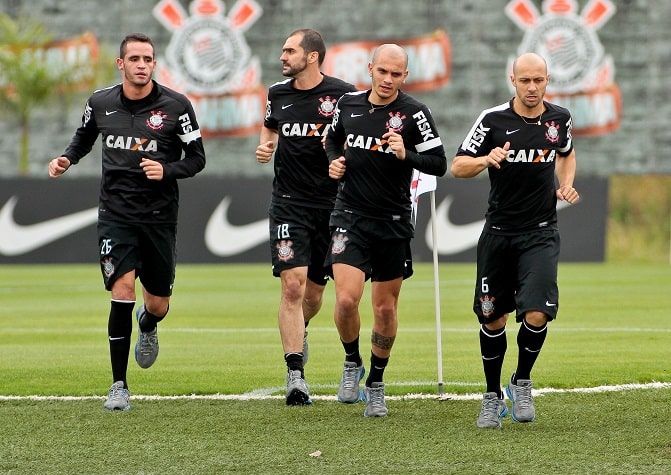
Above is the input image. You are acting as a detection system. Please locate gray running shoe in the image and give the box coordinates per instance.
[337,361,365,403]
[476,392,508,428]
[363,382,388,417]
[134,305,159,369]
[285,370,312,406]
[103,381,130,411]
[506,375,536,422]
[302,331,309,367]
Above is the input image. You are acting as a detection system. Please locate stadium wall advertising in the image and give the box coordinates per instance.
[0,177,607,264]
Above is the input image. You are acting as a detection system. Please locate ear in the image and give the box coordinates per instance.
[116,57,123,70]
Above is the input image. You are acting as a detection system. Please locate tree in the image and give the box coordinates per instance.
[0,14,84,174]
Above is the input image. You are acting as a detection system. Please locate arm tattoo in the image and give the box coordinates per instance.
[371,331,396,350]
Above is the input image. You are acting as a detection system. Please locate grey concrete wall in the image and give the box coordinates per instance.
[0,0,668,177]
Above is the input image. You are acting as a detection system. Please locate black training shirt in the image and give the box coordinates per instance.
[62,81,206,224]
[325,89,447,221]
[264,74,357,209]
[456,99,573,234]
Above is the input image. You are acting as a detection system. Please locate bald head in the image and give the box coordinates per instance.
[512,52,548,76]
[372,43,408,69]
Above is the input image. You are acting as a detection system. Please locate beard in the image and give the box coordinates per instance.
[282,58,308,78]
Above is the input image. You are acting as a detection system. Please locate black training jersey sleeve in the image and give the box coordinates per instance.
[264,75,357,209]
[325,90,447,221]
[456,99,573,234]
[63,81,206,224]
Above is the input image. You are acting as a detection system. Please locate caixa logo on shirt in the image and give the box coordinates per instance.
[105,135,158,152]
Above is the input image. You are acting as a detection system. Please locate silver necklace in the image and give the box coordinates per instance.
[369,101,390,114]
[520,111,543,125]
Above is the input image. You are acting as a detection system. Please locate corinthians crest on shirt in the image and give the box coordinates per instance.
[147,110,168,130]
[318,96,337,117]
[386,112,406,132]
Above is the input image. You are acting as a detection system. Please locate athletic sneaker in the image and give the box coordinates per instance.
[363,382,388,417]
[337,361,365,403]
[134,305,159,369]
[476,392,508,428]
[506,374,536,422]
[285,370,312,406]
[103,381,130,411]
[302,331,309,367]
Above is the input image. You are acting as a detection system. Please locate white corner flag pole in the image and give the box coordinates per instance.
[429,190,444,395]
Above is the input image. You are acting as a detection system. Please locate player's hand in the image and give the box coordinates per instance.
[256,141,275,163]
[329,157,346,179]
[140,158,164,181]
[557,185,580,204]
[383,128,406,160]
[48,156,71,178]
[485,141,510,169]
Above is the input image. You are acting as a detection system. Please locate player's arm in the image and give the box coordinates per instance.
[451,140,511,178]
[161,103,206,181]
[49,99,99,177]
[555,149,579,204]
[256,126,278,164]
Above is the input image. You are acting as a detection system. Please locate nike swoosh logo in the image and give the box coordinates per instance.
[545,301,557,307]
[0,196,98,256]
[105,110,117,115]
[109,336,126,341]
[204,196,268,256]
[281,104,293,110]
[351,113,363,118]
[428,196,572,255]
[506,129,520,135]
[482,355,500,361]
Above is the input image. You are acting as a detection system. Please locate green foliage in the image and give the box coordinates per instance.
[0,13,86,174]
[0,263,670,473]
[607,175,671,264]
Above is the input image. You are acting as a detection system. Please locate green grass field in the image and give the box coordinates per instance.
[1,263,670,474]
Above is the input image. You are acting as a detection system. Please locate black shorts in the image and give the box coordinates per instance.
[326,210,414,282]
[473,228,560,324]
[268,202,331,285]
[97,219,176,297]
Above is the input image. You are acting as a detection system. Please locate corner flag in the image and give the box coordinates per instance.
[410,169,444,395]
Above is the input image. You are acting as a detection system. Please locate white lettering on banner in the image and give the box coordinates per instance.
[406,42,448,82]
[322,30,451,91]
[191,92,263,136]
[549,91,619,129]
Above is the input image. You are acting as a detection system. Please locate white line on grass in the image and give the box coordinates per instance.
[1,381,669,402]
[3,326,671,334]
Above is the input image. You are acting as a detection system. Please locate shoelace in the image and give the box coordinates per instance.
[108,384,125,399]
[481,397,502,422]
[139,333,157,355]
[514,385,533,409]
[367,386,385,408]
[341,365,360,391]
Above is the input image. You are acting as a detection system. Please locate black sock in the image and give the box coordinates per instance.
[480,324,507,398]
[284,352,304,377]
[138,305,167,332]
[365,352,389,387]
[108,300,134,388]
[342,337,362,366]
[515,319,548,382]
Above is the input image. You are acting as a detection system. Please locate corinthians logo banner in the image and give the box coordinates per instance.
[152,0,265,137]
[506,0,621,135]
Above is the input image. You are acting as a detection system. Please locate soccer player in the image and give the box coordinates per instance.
[256,29,356,405]
[324,44,447,417]
[451,52,579,428]
[48,33,206,411]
